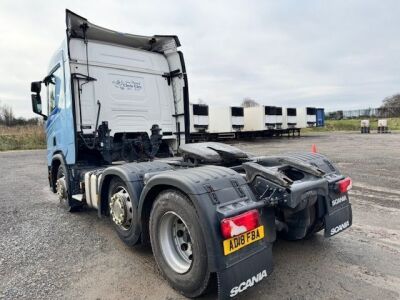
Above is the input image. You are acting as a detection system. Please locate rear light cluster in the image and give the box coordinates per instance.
[220,209,259,239]
[337,177,352,193]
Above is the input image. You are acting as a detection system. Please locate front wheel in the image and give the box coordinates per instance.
[150,190,211,298]
[56,165,82,212]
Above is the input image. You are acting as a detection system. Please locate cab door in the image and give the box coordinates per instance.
[45,62,67,164]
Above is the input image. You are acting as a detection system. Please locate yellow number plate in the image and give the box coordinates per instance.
[223,226,264,255]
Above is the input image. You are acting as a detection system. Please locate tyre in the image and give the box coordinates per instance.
[56,165,82,212]
[108,177,140,246]
[304,205,324,238]
[149,190,210,298]
[279,204,323,240]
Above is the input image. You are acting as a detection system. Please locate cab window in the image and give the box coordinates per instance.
[47,66,64,113]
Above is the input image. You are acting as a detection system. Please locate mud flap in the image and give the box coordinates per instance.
[217,245,273,299]
[324,203,352,237]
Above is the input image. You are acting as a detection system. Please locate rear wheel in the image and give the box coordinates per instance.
[279,204,323,240]
[304,205,324,238]
[150,190,210,298]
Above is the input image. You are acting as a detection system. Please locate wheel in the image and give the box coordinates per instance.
[278,204,323,240]
[55,165,82,212]
[149,190,210,298]
[108,177,140,246]
[304,204,324,238]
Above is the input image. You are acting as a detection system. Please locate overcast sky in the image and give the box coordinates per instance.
[1,0,399,118]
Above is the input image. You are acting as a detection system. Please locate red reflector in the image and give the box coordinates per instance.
[337,177,352,193]
[220,209,259,239]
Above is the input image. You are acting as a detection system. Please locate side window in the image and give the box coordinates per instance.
[47,66,64,113]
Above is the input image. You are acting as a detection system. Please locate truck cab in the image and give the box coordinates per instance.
[31,10,189,169]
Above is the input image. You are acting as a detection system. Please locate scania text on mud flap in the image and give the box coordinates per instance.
[229,269,268,297]
[30,10,353,299]
[331,195,348,207]
[330,220,350,236]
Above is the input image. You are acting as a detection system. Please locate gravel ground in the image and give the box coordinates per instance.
[0,132,399,300]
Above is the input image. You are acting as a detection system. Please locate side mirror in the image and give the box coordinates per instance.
[31,94,47,120]
[31,81,42,93]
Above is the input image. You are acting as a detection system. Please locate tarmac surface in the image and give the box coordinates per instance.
[0,132,399,299]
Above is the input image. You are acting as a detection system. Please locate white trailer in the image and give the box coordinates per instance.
[282,107,298,129]
[244,106,262,131]
[244,106,281,131]
[297,107,317,128]
[189,104,209,132]
[208,106,244,133]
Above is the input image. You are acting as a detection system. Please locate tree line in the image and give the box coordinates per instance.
[0,103,41,127]
[242,94,400,109]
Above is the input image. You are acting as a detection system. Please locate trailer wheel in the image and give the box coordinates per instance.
[56,165,82,212]
[150,190,210,298]
[108,177,140,246]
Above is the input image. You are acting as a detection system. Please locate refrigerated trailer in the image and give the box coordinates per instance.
[30,10,352,299]
[191,105,299,141]
[283,107,298,129]
[208,106,244,135]
[244,105,284,131]
[196,105,295,141]
[190,104,209,133]
[297,107,317,128]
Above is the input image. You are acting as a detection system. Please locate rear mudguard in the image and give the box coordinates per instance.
[284,153,353,237]
[99,163,274,298]
[140,166,275,299]
[98,161,174,244]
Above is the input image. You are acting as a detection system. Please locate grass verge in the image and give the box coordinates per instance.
[0,125,46,151]
[303,117,400,133]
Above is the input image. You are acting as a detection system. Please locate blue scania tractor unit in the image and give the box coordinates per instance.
[30,10,353,299]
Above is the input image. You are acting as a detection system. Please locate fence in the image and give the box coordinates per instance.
[327,107,400,120]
